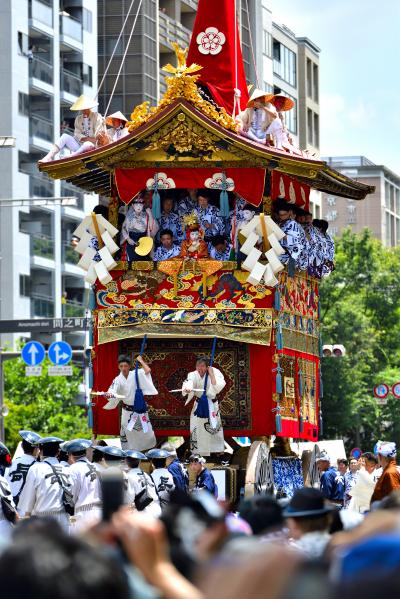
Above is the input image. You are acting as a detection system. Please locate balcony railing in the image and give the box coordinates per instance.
[159,12,191,49]
[180,0,198,10]
[61,182,84,211]
[30,115,54,142]
[29,56,53,85]
[62,241,80,265]
[31,233,54,260]
[29,0,53,28]
[31,294,54,317]
[61,69,82,97]
[30,174,54,198]
[63,301,86,318]
[60,14,82,42]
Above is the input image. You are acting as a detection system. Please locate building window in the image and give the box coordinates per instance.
[326,210,338,222]
[347,204,356,214]
[282,93,297,135]
[313,112,319,148]
[273,41,296,87]
[82,8,92,32]
[327,196,336,206]
[18,31,29,56]
[82,64,93,86]
[347,214,356,224]
[307,108,313,144]
[20,275,31,297]
[18,92,30,116]
[307,58,312,98]
[313,63,319,102]
[330,226,338,236]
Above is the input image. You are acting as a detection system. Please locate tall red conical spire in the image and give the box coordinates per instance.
[187,0,249,116]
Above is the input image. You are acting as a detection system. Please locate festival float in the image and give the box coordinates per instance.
[38,1,373,500]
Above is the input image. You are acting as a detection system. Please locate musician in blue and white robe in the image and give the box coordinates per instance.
[315,219,335,276]
[209,235,233,261]
[104,355,157,451]
[153,229,180,261]
[177,191,197,217]
[274,200,308,271]
[157,197,184,243]
[297,210,323,277]
[182,357,226,457]
[194,192,225,243]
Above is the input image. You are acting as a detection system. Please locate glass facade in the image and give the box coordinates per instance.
[273,41,296,87]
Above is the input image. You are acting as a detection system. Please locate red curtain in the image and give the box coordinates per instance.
[271,171,310,210]
[115,167,266,207]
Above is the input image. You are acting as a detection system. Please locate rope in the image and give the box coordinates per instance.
[104,0,144,116]
[232,0,240,117]
[244,0,260,88]
[96,0,136,100]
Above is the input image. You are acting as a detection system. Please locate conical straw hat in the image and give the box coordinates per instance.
[247,88,274,108]
[70,95,98,111]
[105,111,128,126]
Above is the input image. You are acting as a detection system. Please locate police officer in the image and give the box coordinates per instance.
[0,442,17,540]
[91,442,108,473]
[65,439,102,531]
[125,449,161,517]
[18,436,73,531]
[146,448,175,509]
[98,445,126,468]
[5,430,41,513]
[162,443,189,493]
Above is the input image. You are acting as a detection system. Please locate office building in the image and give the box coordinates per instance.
[322,156,400,247]
[0,0,98,349]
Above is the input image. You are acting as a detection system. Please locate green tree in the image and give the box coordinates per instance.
[4,356,90,452]
[320,228,400,450]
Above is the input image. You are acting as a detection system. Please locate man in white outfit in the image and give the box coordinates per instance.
[40,95,105,162]
[348,452,379,513]
[182,357,226,457]
[124,449,161,517]
[18,436,73,531]
[147,448,175,510]
[5,430,40,514]
[104,354,158,451]
[65,439,102,532]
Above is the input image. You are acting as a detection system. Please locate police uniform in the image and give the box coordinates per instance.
[5,430,41,514]
[125,450,161,517]
[147,449,175,509]
[0,442,16,540]
[167,458,189,493]
[18,437,73,531]
[66,439,102,531]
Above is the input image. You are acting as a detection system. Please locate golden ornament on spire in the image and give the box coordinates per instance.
[126,43,238,134]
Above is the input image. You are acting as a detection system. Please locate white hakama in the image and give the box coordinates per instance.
[104,370,157,451]
[184,368,226,457]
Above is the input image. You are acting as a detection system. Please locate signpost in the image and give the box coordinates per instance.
[21,341,46,376]
[48,341,73,376]
[0,318,90,334]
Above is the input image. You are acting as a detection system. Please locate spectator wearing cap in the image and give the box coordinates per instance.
[125,450,161,517]
[283,488,335,558]
[370,442,400,504]
[317,451,344,507]
[0,441,16,540]
[162,443,189,493]
[147,449,175,509]
[18,437,73,531]
[65,439,102,531]
[189,455,218,497]
[5,430,40,513]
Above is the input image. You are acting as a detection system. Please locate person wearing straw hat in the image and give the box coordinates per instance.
[40,94,105,162]
[105,111,129,143]
[237,88,276,143]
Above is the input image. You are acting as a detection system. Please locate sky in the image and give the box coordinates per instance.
[266,0,400,173]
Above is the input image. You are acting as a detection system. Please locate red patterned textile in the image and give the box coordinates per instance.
[271,171,310,210]
[115,168,266,207]
[186,0,249,116]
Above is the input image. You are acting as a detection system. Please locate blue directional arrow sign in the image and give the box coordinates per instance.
[48,341,72,365]
[21,341,46,366]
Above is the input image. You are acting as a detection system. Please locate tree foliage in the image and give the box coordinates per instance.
[320,228,400,450]
[4,356,89,452]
